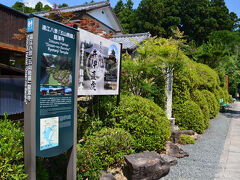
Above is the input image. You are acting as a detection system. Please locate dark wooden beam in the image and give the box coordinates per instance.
[0,42,26,53]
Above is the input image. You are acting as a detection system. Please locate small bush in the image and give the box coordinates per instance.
[191,90,210,129]
[77,128,134,179]
[174,100,205,134]
[77,96,117,139]
[77,105,104,139]
[201,90,219,118]
[179,134,196,145]
[77,145,103,180]
[112,95,171,152]
[0,118,27,180]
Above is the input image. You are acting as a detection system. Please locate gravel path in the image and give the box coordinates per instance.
[162,106,235,180]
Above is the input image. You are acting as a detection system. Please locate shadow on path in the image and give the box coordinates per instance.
[221,105,240,119]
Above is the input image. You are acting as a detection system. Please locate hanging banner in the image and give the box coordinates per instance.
[78,29,121,95]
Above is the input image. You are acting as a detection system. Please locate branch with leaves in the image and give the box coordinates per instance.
[13,4,113,41]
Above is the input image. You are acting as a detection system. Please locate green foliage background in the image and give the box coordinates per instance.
[0,118,27,180]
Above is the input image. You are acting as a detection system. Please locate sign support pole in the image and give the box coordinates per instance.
[24,17,39,180]
[66,29,80,180]
[116,43,122,106]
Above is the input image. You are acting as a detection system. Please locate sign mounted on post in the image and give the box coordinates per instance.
[78,29,121,95]
[24,14,79,180]
[36,16,77,157]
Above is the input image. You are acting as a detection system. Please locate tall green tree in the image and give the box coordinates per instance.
[114,0,136,33]
[58,3,68,8]
[35,2,43,12]
[12,1,24,12]
[135,0,165,36]
[43,5,51,11]
[113,0,124,15]
[210,0,235,31]
[160,0,181,37]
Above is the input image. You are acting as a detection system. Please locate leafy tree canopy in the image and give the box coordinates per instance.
[114,0,239,45]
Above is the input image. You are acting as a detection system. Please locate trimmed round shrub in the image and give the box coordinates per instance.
[77,127,135,179]
[179,134,196,145]
[174,100,205,134]
[112,95,171,152]
[202,90,219,118]
[195,63,219,91]
[191,90,210,129]
[0,119,27,180]
[173,58,199,105]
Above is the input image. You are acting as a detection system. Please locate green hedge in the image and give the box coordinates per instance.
[195,62,220,91]
[173,56,230,126]
[174,100,205,134]
[173,58,198,105]
[0,118,27,180]
[77,128,134,179]
[112,95,171,152]
[212,86,221,103]
[201,90,219,118]
[191,90,210,129]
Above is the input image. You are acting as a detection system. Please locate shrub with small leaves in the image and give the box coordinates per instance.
[174,100,205,134]
[191,90,210,129]
[77,145,103,180]
[112,95,171,152]
[201,90,219,118]
[179,134,196,145]
[0,118,27,180]
[77,128,134,179]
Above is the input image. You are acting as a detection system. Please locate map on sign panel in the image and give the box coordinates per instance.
[40,117,59,151]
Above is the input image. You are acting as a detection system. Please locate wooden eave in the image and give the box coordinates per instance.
[0,42,26,53]
[0,63,25,74]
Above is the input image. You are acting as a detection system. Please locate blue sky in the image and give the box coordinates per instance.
[1,0,239,17]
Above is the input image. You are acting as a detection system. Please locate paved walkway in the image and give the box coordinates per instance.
[215,102,240,179]
[163,102,240,180]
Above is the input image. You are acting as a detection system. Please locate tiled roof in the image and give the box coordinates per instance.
[35,1,110,16]
[111,32,150,51]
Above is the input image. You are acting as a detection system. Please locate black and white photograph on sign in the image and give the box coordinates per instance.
[78,29,121,95]
[40,53,73,87]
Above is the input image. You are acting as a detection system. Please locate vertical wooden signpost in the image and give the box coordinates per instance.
[24,15,79,179]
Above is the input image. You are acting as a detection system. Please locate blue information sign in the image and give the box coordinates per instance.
[31,17,77,157]
[27,18,34,33]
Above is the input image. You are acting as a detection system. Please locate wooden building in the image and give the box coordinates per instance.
[35,1,124,35]
[0,4,27,115]
[0,3,28,69]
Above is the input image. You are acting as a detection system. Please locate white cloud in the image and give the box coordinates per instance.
[23,0,52,8]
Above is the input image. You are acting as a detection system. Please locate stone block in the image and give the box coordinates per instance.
[166,141,189,158]
[124,151,170,180]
